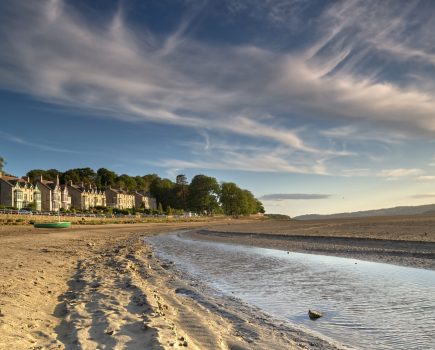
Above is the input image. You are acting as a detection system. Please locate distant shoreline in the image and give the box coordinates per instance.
[190,216,435,270]
[188,229,435,270]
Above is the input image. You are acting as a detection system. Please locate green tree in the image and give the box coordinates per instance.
[116,174,137,191]
[62,169,81,183]
[134,176,145,191]
[96,168,117,189]
[63,168,96,185]
[166,206,173,215]
[220,183,264,216]
[141,174,159,192]
[150,177,176,209]
[26,169,48,182]
[176,174,188,185]
[255,199,265,214]
[175,174,189,210]
[26,169,60,182]
[220,182,244,216]
[157,202,163,214]
[188,175,220,215]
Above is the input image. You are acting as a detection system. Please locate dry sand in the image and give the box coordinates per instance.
[0,220,333,350]
[1,216,434,349]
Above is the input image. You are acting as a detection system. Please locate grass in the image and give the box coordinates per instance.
[0,214,251,226]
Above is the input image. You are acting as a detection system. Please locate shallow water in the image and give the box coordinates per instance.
[147,232,435,350]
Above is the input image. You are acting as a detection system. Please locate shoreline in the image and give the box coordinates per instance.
[1,220,335,350]
[1,217,435,349]
[188,229,435,270]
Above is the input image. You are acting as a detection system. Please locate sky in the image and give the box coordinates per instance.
[1,0,435,216]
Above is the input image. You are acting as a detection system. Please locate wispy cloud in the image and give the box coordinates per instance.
[0,131,85,154]
[260,193,332,201]
[379,168,424,180]
[417,175,435,181]
[1,1,435,174]
[410,193,435,199]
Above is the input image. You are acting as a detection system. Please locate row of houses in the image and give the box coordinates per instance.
[0,172,157,212]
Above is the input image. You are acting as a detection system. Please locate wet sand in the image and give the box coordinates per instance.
[1,216,434,349]
[194,216,435,270]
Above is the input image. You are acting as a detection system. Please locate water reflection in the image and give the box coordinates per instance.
[147,233,435,350]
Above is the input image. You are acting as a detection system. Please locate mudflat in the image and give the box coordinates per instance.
[1,216,434,349]
[193,216,435,270]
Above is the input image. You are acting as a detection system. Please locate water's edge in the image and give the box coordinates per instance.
[146,230,435,350]
[191,229,435,270]
[145,231,347,350]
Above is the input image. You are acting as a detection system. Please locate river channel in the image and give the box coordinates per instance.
[147,232,435,350]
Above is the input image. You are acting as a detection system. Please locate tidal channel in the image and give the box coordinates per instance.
[147,232,435,350]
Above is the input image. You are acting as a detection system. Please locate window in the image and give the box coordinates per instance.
[15,191,23,200]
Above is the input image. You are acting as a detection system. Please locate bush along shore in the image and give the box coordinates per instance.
[0,213,265,226]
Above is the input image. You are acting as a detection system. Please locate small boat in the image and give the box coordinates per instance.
[308,309,323,320]
[34,222,71,228]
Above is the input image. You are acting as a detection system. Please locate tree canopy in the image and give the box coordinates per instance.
[23,167,264,215]
[220,182,265,216]
[188,175,220,215]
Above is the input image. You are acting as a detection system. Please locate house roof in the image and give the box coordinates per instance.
[1,175,33,188]
[68,183,102,194]
[107,188,132,195]
[36,180,54,191]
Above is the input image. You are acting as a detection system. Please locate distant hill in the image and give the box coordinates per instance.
[265,214,291,220]
[295,203,435,220]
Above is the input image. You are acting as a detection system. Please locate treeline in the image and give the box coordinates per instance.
[25,168,265,216]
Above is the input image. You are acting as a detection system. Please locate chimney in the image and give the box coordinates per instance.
[27,176,30,183]
[55,174,60,186]
[36,174,43,182]
[69,180,73,186]
[0,171,3,178]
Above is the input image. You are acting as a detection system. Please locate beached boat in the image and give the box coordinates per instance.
[34,222,71,228]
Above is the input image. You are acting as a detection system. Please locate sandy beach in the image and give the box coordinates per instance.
[1,216,434,349]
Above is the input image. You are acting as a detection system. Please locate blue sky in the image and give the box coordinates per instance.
[2,0,435,216]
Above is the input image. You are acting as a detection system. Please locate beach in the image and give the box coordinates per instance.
[190,216,435,270]
[1,216,434,349]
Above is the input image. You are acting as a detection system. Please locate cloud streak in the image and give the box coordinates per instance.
[260,193,332,200]
[1,1,435,174]
[0,131,85,154]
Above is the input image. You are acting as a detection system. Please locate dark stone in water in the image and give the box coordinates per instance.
[308,309,323,320]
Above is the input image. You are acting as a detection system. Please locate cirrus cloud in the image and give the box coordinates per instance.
[260,193,332,201]
[1,0,435,175]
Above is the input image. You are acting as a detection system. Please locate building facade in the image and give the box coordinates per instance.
[133,191,157,210]
[0,172,42,210]
[67,182,106,210]
[36,175,71,212]
[105,188,135,209]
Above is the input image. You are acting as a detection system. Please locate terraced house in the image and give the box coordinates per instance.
[0,172,42,210]
[35,175,71,212]
[105,188,135,209]
[67,182,106,210]
[133,191,157,210]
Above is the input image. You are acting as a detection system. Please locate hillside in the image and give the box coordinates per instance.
[295,203,435,220]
